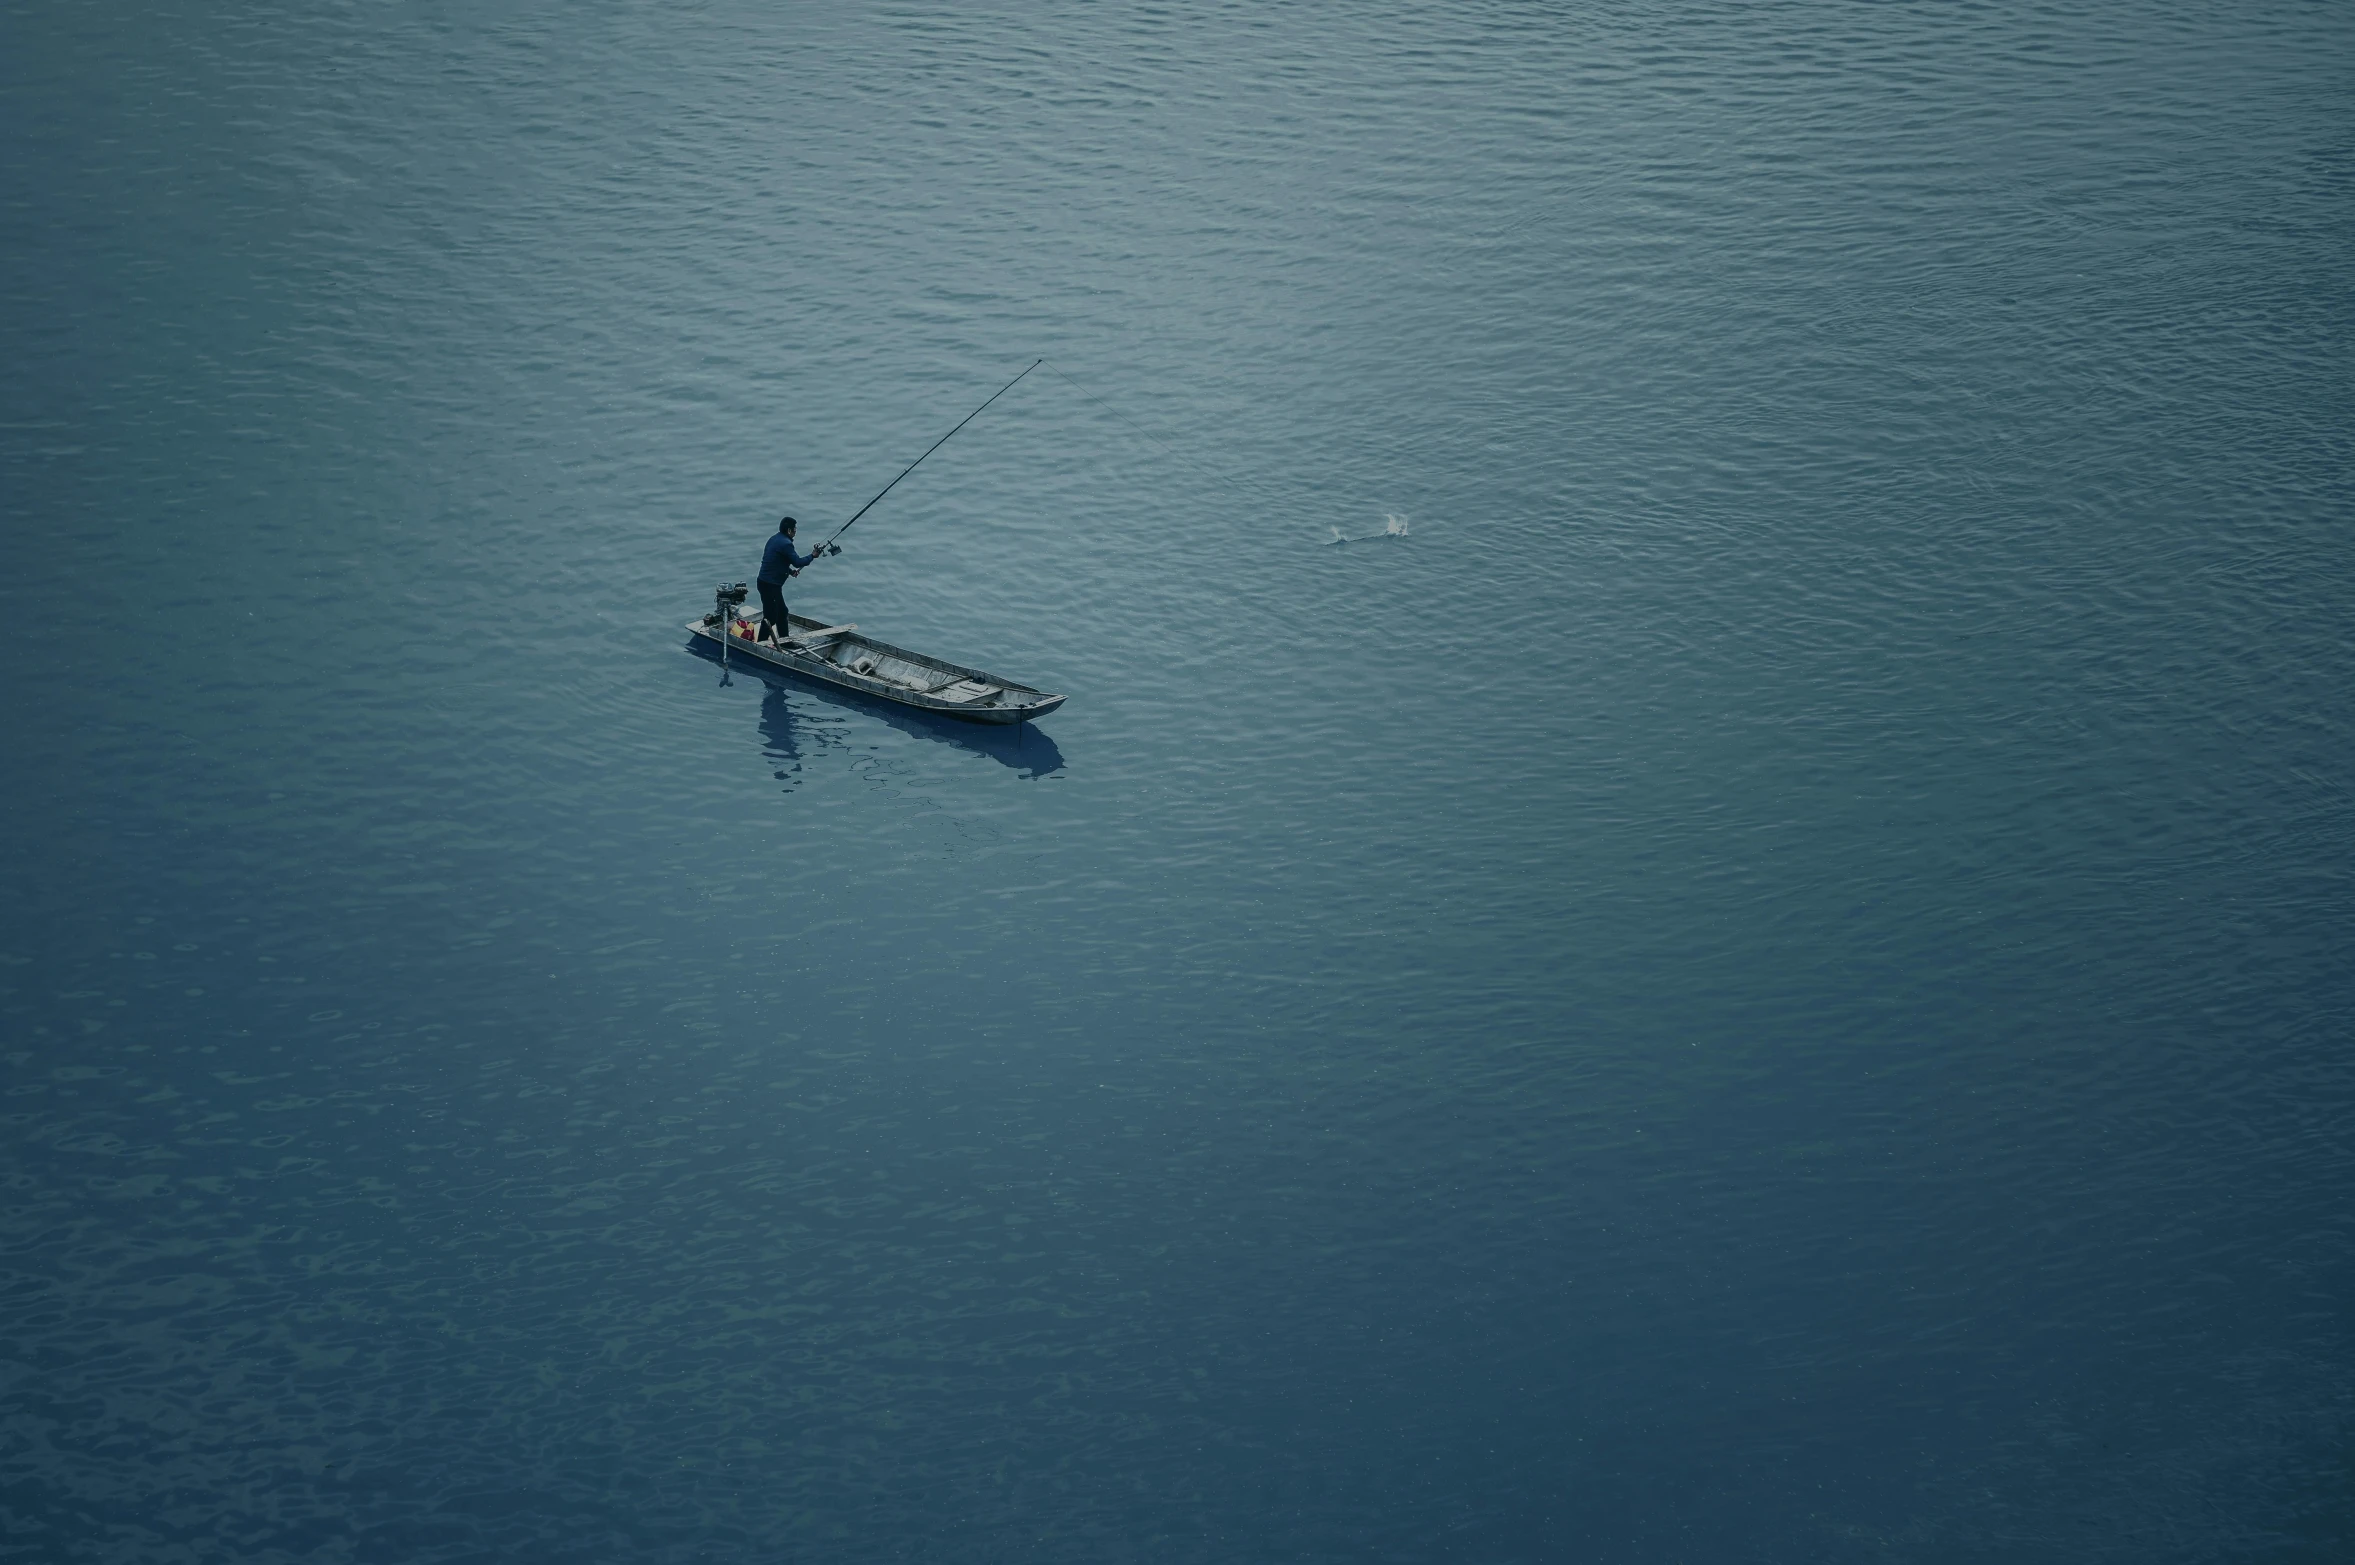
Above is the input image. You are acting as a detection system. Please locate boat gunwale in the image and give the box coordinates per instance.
[684,614,1063,723]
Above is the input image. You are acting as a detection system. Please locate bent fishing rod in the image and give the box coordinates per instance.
[819,359,1043,554]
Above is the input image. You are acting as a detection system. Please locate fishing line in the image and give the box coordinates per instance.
[1038,358,1288,519]
[811,354,1351,547]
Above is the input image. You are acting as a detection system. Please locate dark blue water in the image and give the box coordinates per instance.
[5,3,2352,1559]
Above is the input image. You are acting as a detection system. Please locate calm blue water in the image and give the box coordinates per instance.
[5,2,2352,1559]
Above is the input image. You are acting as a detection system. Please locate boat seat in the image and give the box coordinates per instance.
[928,679,1000,703]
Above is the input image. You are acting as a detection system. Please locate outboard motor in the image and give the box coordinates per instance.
[704,582,749,628]
[705,581,751,674]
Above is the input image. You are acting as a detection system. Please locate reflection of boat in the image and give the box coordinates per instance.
[867,692,1066,777]
[689,635,1066,778]
[686,605,1064,725]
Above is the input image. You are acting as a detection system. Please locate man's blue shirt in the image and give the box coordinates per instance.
[759,532,816,584]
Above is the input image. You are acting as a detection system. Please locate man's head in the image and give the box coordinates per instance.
[779,516,798,536]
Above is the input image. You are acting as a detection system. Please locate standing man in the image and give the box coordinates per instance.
[756,516,821,647]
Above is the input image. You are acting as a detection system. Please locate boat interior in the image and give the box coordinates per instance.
[744,617,1019,706]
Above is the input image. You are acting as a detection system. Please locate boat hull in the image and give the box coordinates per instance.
[685,614,1064,725]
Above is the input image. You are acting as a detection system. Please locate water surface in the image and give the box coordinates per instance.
[4,2,2352,1560]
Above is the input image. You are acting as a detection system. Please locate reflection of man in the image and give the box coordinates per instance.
[756,516,819,647]
[759,685,802,788]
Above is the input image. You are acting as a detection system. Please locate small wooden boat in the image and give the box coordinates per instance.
[686,608,1065,725]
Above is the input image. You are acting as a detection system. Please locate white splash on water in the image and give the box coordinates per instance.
[1329,512,1412,544]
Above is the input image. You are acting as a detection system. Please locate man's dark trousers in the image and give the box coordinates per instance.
[757,579,789,643]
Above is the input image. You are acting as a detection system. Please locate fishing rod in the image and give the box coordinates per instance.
[821,359,1043,552]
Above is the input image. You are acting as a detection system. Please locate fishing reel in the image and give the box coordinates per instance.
[705,581,749,626]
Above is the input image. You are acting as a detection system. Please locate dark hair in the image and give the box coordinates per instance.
[779,515,798,533]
